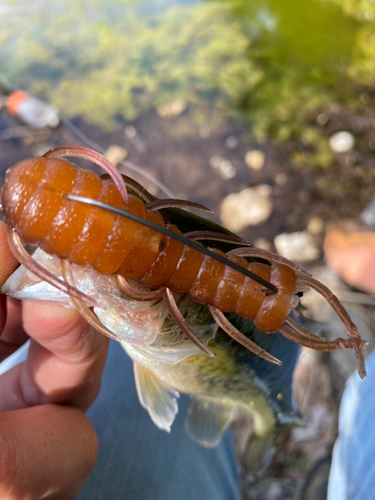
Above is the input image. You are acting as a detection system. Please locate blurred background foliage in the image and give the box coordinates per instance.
[1,0,375,167]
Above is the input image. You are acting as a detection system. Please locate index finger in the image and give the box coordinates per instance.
[0,221,19,335]
[0,299,110,413]
[0,222,19,289]
[0,223,109,412]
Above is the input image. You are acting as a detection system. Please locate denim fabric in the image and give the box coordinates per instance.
[77,340,241,500]
[328,350,375,500]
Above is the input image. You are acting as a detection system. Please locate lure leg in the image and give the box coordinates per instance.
[227,247,313,276]
[146,199,213,213]
[227,247,368,378]
[296,274,368,378]
[103,176,208,220]
[279,324,351,351]
[60,260,121,341]
[7,230,98,308]
[160,288,215,358]
[285,316,327,342]
[184,231,250,246]
[119,174,154,204]
[115,275,163,301]
[116,277,211,356]
[43,146,129,203]
[208,305,282,366]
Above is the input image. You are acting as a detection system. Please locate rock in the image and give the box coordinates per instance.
[225,135,239,148]
[307,216,324,235]
[274,172,288,185]
[156,100,187,119]
[124,125,137,138]
[254,237,272,251]
[316,113,329,126]
[244,150,265,171]
[329,131,354,153]
[220,185,273,232]
[209,156,237,179]
[274,231,319,262]
[360,196,375,226]
[104,145,128,166]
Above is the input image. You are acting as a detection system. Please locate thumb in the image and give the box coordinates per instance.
[0,404,98,499]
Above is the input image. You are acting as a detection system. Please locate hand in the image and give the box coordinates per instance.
[0,221,109,499]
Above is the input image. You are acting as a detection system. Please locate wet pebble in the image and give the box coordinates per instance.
[156,100,187,119]
[254,237,272,251]
[360,196,375,226]
[105,145,128,166]
[275,172,288,185]
[220,185,273,232]
[124,125,137,138]
[329,131,354,153]
[244,150,265,171]
[209,156,237,179]
[307,216,324,235]
[225,135,239,148]
[274,231,319,262]
[316,112,329,126]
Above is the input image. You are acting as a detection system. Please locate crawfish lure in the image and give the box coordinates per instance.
[0,146,367,377]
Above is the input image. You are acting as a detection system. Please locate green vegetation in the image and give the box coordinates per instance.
[1,0,375,167]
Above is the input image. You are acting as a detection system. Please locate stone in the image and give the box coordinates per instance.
[220,185,273,232]
[104,145,128,166]
[244,150,265,171]
[209,156,237,179]
[156,100,187,119]
[360,196,375,227]
[275,172,288,185]
[307,216,324,235]
[329,131,354,153]
[274,231,319,262]
[225,135,239,148]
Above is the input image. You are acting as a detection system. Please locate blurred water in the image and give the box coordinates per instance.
[0,0,366,134]
[1,0,375,242]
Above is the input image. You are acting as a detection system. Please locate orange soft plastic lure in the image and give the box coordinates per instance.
[0,146,368,377]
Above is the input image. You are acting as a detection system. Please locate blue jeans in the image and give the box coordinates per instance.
[328,350,375,500]
[77,340,240,499]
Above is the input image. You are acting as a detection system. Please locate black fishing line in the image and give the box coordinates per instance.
[64,194,278,294]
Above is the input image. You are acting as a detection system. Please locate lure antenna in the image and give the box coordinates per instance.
[64,194,278,294]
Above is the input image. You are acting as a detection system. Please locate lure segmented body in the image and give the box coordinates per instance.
[1,157,296,333]
[1,148,368,379]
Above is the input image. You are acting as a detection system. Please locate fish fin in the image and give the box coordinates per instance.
[184,396,235,447]
[241,431,277,478]
[133,361,179,432]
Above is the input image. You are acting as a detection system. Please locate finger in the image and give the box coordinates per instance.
[0,221,19,289]
[0,404,97,500]
[0,221,19,335]
[0,301,109,412]
[0,299,29,362]
[1,298,27,345]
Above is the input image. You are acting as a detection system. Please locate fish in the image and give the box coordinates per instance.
[2,247,301,475]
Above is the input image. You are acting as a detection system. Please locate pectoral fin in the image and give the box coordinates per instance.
[184,396,235,447]
[133,361,179,432]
